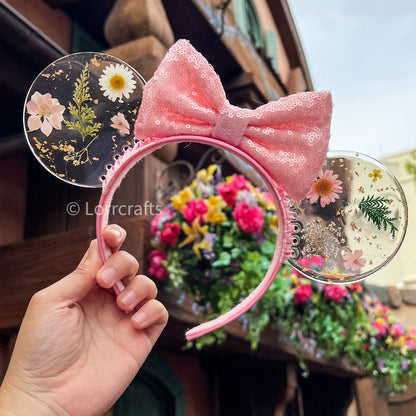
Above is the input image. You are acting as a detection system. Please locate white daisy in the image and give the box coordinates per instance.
[98,63,136,103]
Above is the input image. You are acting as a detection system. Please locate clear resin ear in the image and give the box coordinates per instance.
[23,52,146,187]
[289,151,408,284]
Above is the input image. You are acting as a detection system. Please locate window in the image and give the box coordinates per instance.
[233,0,279,73]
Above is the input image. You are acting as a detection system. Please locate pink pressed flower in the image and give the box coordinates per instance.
[342,249,366,272]
[294,284,313,304]
[324,284,348,303]
[182,199,207,224]
[26,91,65,136]
[110,112,130,135]
[306,169,342,208]
[148,250,168,280]
[232,202,264,233]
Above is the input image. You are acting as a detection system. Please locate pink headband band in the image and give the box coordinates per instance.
[96,39,333,341]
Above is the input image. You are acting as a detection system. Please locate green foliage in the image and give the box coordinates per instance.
[149,165,416,396]
[64,62,101,143]
[359,195,398,238]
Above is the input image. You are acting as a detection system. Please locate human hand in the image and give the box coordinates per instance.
[0,225,168,416]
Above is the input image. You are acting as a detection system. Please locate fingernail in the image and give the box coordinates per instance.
[100,267,117,285]
[110,228,122,239]
[133,312,147,327]
[119,290,136,308]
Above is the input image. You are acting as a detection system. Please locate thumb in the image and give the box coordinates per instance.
[44,240,103,305]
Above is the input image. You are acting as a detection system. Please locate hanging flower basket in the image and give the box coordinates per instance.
[148,164,416,395]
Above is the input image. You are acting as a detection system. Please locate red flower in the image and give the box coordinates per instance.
[324,284,348,303]
[182,199,207,224]
[217,182,238,206]
[348,282,363,293]
[232,202,264,233]
[161,222,180,246]
[148,250,168,280]
[294,284,313,304]
[217,175,250,206]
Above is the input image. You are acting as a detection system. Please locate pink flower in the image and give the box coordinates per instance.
[26,91,65,136]
[151,208,174,234]
[294,284,313,304]
[389,323,404,338]
[232,174,251,191]
[182,199,207,224]
[160,222,180,246]
[348,282,363,293]
[342,249,366,272]
[371,321,388,336]
[217,182,238,206]
[405,339,416,350]
[324,284,348,303]
[233,202,264,233]
[110,112,130,135]
[306,169,342,208]
[217,175,250,206]
[148,250,168,280]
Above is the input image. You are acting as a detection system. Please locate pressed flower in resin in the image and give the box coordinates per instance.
[306,169,342,208]
[99,63,136,102]
[26,92,65,136]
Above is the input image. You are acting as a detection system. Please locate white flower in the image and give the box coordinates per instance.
[98,63,136,103]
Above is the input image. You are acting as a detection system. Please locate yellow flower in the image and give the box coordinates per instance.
[253,188,276,211]
[271,214,279,228]
[196,164,217,184]
[205,195,227,224]
[369,169,382,182]
[171,186,193,211]
[179,219,212,259]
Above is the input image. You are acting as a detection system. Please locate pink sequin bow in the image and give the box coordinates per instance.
[135,39,332,201]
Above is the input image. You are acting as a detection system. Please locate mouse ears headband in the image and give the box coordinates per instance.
[24,39,407,340]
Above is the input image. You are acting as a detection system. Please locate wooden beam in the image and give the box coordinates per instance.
[0,217,149,330]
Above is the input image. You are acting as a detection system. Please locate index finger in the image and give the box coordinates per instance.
[102,224,127,253]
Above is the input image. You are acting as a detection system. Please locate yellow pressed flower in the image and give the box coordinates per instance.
[171,186,193,211]
[369,169,382,182]
[196,164,217,184]
[180,219,211,259]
